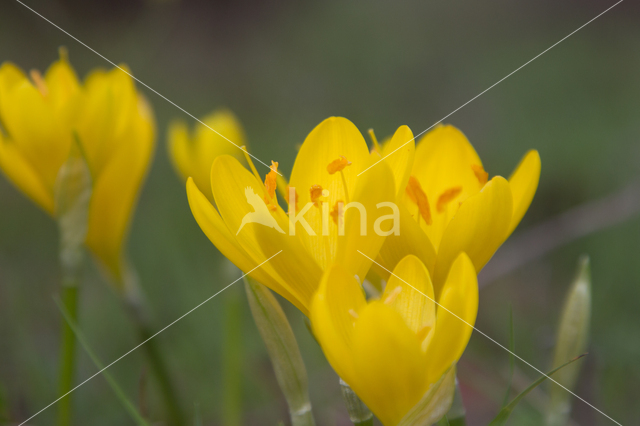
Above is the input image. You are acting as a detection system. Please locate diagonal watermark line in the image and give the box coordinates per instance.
[358,0,624,177]
[358,250,622,426]
[13,0,282,176]
[17,250,282,426]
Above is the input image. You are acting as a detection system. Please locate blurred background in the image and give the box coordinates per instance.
[1,0,639,424]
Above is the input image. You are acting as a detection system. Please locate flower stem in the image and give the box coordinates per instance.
[120,264,186,426]
[57,279,79,426]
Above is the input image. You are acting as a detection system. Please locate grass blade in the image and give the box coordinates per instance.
[501,304,515,408]
[488,354,587,426]
[54,297,150,426]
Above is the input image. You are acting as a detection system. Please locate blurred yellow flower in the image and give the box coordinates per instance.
[0,51,155,283]
[187,117,397,314]
[168,108,246,201]
[377,124,540,295]
[311,253,478,426]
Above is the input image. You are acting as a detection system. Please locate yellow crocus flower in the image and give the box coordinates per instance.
[168,108,246,201]
[377,124,540,294]
[187,117,398,314]
[311,253,478,426]
[0,52,155,283]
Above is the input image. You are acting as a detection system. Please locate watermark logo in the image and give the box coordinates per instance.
[237,187,285,235]
[237,186,400,237]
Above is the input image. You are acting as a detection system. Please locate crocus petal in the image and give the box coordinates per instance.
[378,203,437,277]
[85,95,155,281]
[381,125,415,198]
[44,55,81,113]
[186,177,305,313]
[0,133,53,213]
[411,124,484,250]
[335,158,396,282]
[211,155,321,312]
[351,301,428,426]
[508,150,540,234]
[75,67,138,176]
[432,176,513,293]
[0,79,71,192]
[310,265,366,387]
[195,109,246,163]
[383,255,436,351]
[427,252,478,383]
[167,120,194,187]
[289,117,371,269]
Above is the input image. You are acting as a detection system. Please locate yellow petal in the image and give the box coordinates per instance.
[44,54,81,112]
[186,177,305,313]
[0,132,54,213]
[351,301,428,426]
[75,67,138,176]
[411,124,484,250]
[432,176,512,293]
[311,265,366,387]
[381,125,415,198]
[0,77,71,192]
[172,109,247,201]
[211,155,321,312]
[85,94,155,281]
[427,253,478,382]
[335,157,396,282]
[378,203,437,277]
[288,117,371,269]
[508,150,540,234]
[167,120,193,182]
[195,109,246,163]
[383,255,436,351]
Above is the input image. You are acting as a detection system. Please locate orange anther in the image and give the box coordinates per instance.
[327,155,352,175]
[405,176,432,225]
[310,184,324,206]
[471,164,488,186]
[29,70,48,97]
[436,186,463,213]
[330,200,344,224]
[264,161,278,200]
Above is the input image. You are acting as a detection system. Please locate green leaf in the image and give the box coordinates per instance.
[501,304,515,408]
[245,277,315,426]
[488,354,586,426]
[546,256,591,426]
[54,296,150,426]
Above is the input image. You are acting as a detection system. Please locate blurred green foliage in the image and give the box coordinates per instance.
[1,0,639,424]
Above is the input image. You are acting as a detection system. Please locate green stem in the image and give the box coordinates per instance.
[120,265,186,426]
[135,319,185,426]
[353,418,374,426]
[57,281,79,426]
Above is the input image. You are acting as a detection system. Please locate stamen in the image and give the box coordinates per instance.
[264,161,278,200]
[348,309,359,320]
[471,164,488,186]
[368,129,382,153]
[405,176,432,225]
[29,70,48,97]
[437,186,462,213]
[310,184,323,206]
[330,200,344,225]
[384,286,402,305]
[327,155,352,174]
